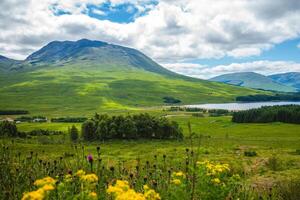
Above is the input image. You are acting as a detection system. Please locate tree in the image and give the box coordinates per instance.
[0,121,18,137]
[69,125,79,142]
[82,120,96,141]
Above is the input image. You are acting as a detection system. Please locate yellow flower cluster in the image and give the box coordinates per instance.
[172,171,185,177]
[171,179,181,185]
[22,177,56,200]
[76,169,86,177]
[107,180,160,200]
[34,177,56,187]
[170,171,185,185]
[80,174,98,183]
[197,160,230,176]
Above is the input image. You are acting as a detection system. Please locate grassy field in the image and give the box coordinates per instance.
[0,62,267,117]
[1,114,300,199]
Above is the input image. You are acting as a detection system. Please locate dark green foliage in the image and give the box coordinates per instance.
[208,109,230,115]
[69,125,79,142]
[0,121,18,137]
[163,97,181,104]
[81,113,183,141]
[15,116,47,122]
[81,120,96,141]
[244,151,257,157]
[236,93,300,102]
[26,129,63,136]
[0,110,29,115]
[51,117,88,123]
[168,107,206,112]
[232,105,300,124]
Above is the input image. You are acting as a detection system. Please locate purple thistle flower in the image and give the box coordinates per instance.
[87,154,93,163]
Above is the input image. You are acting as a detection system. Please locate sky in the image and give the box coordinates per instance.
[1,0,300,79]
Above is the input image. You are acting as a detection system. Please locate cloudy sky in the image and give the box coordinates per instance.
[1,0,300,79]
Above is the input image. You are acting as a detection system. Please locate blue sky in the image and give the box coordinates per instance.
[1,0,300,78]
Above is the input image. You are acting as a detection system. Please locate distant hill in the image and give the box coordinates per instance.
[0,55,20,71]
[0,39,266,116]
[210,72,297,92]
[269,72,300,91]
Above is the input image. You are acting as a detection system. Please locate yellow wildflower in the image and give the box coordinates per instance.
[171,179,181,185]
[76,169,86,177]
[89,192,97,199]
[173,171,185,177]
[22,189,44,200]
[143,185,161,200]
[34,177,56,187]
[42,184,55,191]
[212,178,221,184]
[81,174,98,183]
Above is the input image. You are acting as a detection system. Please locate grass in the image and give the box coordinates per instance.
[0,62,267,117]
[1,114,300,199]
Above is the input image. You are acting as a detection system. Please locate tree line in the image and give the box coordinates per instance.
[232,105,300,124]
[82,113,183,141]
[51,117,88,123]
[236,93,300,102]
[0,110,29,115]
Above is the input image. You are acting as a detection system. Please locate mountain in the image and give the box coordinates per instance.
[209,72,296,92]
[269,72,300,91]
[0,55,20,71]
[0,39,266,116]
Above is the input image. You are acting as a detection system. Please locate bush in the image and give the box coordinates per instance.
[163,97,181,104]
[69,125,79,142]
[0,121,18,137]
[244,151,257,157]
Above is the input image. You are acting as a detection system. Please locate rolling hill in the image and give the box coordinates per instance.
[210,72,296,92]
[269,72,300,91]
[0,39,266,116]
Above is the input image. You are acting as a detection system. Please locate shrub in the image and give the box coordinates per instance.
[163,96,181,104]
[69,125,79,142]
[0,121,18,137]
[244,151,257,157]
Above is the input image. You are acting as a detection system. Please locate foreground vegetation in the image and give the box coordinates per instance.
[1,114,300,199]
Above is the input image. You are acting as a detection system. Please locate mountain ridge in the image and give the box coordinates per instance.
[0,39,267,115]
[209,72,297,92]
[269,72,300,90]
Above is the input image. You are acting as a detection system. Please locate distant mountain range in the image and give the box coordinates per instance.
[210,72,300,92]
[0,39,263,115]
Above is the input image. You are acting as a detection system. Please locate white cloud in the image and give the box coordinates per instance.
[297,43,300,48]
[164,61,300,79]
[0,0,300,62]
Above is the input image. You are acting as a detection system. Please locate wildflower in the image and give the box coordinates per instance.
[22,189,44,200]
[171,179,181,185]
[212,178,221,184]
[81,174,98,183]
[76,169,86,177]
[89,192,97,199]
[87,154,93,163]
[143,185,161,200]
[42,184,55,191]
[173,171,184,177]
[34,177,56,187]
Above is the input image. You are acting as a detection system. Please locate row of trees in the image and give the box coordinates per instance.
[236,93,300,102]
[51,117,88,123]
[82,113,183,141]
[232,105,300,124]
[0,110,29,115]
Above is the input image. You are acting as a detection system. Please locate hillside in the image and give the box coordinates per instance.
[269,72,300,91]
[210,72,296,92]
[0,39,266,116]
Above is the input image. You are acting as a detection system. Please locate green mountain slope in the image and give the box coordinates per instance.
[210,72,296,92]
[269,72,300,91]
[0,39,267,116]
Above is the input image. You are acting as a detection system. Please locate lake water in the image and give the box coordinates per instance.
[185,102,300,111]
